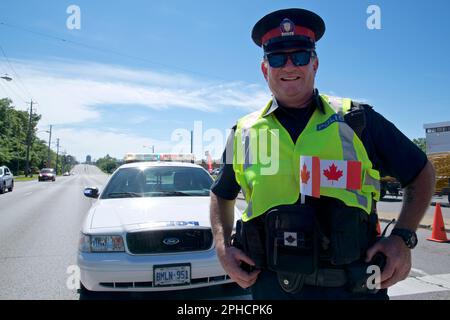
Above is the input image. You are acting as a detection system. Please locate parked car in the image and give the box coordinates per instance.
[0,166,14,193]
[78,160,241,293]
[63,171,70,176]
[38,168,56,182]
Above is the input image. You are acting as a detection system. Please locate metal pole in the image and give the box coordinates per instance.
[47,125,52,167]
[55,138,60,175]
[152,145,155,153]
[25,100,33,177]
[190,130,193,154]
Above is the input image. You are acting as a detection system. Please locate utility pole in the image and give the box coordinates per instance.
[55,138,60,175]
[25,100,34,177]
[152,145,155,153]
[47,125,52,167]
[190,130,193,154]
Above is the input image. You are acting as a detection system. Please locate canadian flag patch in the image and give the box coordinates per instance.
[320,160,362,190]
[299,156,321,198]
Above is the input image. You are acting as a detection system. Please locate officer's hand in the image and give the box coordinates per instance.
[365,235,411,289]
[216,246,261,289]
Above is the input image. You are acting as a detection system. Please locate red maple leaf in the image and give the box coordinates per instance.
[323,163,343,184]
[300,163,310,184]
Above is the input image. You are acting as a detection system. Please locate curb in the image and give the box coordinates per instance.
[378,217,450,233]
[431,202,450,208]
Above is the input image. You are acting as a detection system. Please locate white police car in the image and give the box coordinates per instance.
[78,157,241,292]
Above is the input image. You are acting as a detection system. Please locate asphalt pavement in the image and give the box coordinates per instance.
[0,164,108,299]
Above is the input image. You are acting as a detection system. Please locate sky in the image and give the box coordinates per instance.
[0,0,449,162]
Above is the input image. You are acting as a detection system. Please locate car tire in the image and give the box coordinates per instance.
[78,282,94,300]
[0,183,4,194]
[8,181,13,192]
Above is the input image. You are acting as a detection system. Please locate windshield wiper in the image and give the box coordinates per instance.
[156,191,193,196]
[107,192,143,198]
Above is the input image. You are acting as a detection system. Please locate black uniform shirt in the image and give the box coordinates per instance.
[211,91,428,200]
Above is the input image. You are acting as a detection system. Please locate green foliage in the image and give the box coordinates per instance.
[412,137,426,153]
[96,154,119,174]
[0,98,77,174]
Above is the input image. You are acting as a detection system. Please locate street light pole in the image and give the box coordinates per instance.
[47,125,52,167]
[25,100,34,177]
[55,138,60,175]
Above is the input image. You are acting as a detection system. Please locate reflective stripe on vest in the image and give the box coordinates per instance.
[233,95,381,222]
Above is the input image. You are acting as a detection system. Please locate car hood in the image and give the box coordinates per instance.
[84,197,241,233]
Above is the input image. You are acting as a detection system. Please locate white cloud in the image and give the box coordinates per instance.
[1,59,269,126]
[1,59,270,162]
[47,128,175,162]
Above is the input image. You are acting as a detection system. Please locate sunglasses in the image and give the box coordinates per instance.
[266,50,314,68]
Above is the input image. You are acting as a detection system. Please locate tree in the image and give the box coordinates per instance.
[96,154,119,174]
[412,138,426,153]
[0,98,77,175]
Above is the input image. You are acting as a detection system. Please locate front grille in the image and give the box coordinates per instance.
[126,229,213,254]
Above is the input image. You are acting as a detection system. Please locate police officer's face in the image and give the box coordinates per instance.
[261,49,318,107]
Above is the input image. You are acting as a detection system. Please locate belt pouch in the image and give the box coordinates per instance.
[265,204,318,275]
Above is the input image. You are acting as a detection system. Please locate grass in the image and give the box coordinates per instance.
[14,175,37,181]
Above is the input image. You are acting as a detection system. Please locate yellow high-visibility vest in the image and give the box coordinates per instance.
[233,94,380,222]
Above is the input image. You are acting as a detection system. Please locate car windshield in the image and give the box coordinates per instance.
[101,166,213,199]
[41,169,54,173]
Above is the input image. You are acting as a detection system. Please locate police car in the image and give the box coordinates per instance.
[78,153,241,292]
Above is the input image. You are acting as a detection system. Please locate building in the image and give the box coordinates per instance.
[424,121,450,154]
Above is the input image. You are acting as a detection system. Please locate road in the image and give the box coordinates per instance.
[0,164,449,300]
[0,164,247,300]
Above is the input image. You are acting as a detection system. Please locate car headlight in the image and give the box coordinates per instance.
[78,234,125,253]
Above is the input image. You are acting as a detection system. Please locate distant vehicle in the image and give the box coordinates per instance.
[0,166,14,193]
[38,168,56,182]
[380,176,401,199]
[63,171,70,176]
[78,158,241,293]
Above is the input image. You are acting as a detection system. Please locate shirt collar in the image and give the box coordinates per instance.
[262,89,325,117]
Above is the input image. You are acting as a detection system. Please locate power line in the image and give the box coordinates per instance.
[0,21,230,83]
[0,44,34,99]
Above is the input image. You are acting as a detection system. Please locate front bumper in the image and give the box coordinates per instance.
[39,175,55,181]
[78,249,231,292]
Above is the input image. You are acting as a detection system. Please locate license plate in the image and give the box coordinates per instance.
[153,264,191,287]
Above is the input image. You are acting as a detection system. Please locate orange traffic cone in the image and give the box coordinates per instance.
[427,203,449,243]
[376,220,382,236]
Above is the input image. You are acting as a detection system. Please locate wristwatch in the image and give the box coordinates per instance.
[391,228,418,249]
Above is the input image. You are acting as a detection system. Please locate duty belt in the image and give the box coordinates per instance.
[279,268,347,292]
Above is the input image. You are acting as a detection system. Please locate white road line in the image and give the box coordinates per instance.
[411,268,429,276]
[389,273,450,297]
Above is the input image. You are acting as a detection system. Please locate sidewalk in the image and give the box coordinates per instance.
[377,195,450,232]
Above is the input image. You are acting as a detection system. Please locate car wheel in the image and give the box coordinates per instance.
[0,183,4,194]
[8,181,13,192]
[78,282,95,300]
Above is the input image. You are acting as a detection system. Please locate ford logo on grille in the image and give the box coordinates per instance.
[162,237,180,246]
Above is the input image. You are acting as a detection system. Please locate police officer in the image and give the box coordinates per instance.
[210,8,435,300]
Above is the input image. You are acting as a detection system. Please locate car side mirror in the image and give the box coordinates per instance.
[84,187,99,199]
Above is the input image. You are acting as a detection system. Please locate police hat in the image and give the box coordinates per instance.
[252,8,325,53]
